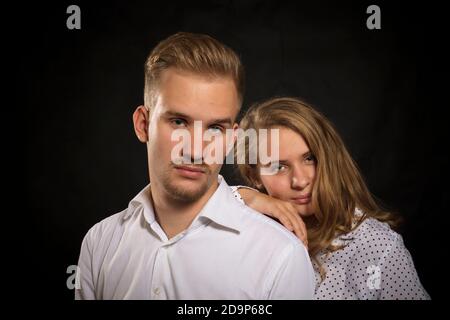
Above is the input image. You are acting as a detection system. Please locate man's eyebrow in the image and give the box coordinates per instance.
[163,110,233,126]
[162,110,192,120]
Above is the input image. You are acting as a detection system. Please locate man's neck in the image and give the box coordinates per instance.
[149,180,219,239]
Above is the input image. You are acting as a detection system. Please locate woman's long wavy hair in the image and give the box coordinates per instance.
[237,97,399,279]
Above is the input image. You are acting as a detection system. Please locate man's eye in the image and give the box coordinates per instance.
[208,125,224,133]
[171,119,187,127]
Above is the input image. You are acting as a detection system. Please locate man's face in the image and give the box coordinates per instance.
[147,68,239,203]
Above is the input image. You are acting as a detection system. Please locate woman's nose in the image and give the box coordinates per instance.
[291,167,309,189]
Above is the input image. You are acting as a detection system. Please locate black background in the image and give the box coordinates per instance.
[18,0,447,301]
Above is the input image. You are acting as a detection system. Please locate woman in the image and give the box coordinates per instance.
[231,97,430,300]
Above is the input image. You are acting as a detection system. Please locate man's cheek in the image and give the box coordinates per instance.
[158,127,176,152]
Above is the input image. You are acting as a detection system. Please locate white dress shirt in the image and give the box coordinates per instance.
[75,176,315,300]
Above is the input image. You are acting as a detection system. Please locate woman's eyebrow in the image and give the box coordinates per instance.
[275,151,312,163]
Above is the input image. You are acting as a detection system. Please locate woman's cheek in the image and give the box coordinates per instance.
[263,176,289,199]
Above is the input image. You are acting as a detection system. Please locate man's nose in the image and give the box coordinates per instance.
[188,122,206,164]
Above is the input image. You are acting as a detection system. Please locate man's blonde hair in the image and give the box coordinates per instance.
[144,32,245,109]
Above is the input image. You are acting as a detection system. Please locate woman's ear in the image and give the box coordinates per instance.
[133,105,149,143]
[249,170,264,190]
[254,181,265,191]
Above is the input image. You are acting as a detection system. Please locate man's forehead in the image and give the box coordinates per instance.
[155,68,240,117]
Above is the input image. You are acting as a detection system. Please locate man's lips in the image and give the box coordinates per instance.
[173,165,207,178]
[291,193,312,204]
[174,165,206,172]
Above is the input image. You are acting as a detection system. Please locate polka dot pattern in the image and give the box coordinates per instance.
[312,215,429,300]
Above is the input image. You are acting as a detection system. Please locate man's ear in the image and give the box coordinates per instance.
[133,105,149,143]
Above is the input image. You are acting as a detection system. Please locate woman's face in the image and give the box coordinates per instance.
[259,127,316,217]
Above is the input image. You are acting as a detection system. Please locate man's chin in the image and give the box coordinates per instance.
[164,178,209,203]
[172,172,208,185]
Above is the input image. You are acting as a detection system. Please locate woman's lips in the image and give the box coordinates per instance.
[291,194,312,205]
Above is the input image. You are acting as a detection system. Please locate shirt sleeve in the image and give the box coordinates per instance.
[265,243,316,299]
[229,185,259,205]
[378,234,431,300]
[75,229,97,300]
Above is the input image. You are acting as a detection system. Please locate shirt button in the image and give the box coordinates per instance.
[153,287,160,295]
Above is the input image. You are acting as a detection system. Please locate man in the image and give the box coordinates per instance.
[75,32,315,299]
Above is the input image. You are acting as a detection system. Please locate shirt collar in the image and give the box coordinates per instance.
[124,184,156,223]
[332,207,366,245]
[192,175,241,233]
[123,175,241,233]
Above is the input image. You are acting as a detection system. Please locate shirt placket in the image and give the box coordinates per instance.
[151,245,167,299]
[150,233,185,300]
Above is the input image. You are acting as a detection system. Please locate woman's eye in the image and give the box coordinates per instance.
[260,163,288,176]
[305,154,316,164]
[271,163,287,173]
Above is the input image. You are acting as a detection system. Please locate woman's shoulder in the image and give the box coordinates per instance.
[337,209,401,252]
[327,210,430,300]
[358,216,399,244]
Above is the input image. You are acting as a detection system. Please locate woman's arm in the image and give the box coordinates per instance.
[230,186,308,247]
[378,233,431,300]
